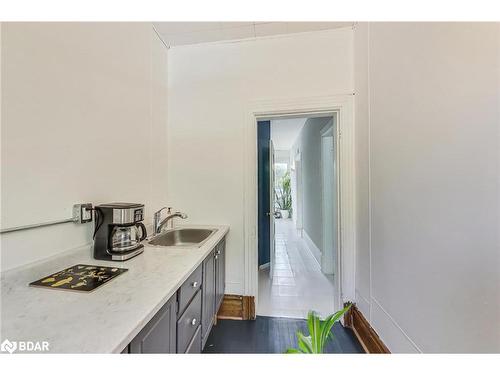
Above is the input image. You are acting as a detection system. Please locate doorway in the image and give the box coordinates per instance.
[256,114,338,319]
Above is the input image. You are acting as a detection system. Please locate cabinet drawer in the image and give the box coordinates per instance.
[177,289,202,353]
[178,264,202,316]
[185,325,201,354]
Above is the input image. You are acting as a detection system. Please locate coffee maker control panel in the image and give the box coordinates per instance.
[134,208,144,222]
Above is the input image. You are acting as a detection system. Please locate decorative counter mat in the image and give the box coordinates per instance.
[29,264,128,292]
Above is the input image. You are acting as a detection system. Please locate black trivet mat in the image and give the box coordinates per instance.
[29,264,128,292]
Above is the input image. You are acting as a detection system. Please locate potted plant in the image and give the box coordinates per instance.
[286,304,351,354]
[275,171,292,219]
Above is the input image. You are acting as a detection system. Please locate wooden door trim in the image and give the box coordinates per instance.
[217,294,256,320]
[344,303,390,353]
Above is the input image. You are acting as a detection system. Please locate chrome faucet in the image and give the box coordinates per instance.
[153,207,188,235]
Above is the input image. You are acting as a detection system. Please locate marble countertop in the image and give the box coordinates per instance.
[0,224,229,353]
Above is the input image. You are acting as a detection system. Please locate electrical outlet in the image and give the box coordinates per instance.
[73,203,93,224]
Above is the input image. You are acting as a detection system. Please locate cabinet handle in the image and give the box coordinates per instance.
[191,281,198,288]
[214,255,218,260]
[216,250,221,255]
[191,318,197,326]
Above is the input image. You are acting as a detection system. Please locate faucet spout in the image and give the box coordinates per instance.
[153,207,188,235]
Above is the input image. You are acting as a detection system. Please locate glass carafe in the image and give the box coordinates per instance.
[110,223,147,253]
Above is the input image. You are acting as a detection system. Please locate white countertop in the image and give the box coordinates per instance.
[0,224,229,353]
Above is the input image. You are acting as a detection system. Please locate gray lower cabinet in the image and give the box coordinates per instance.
[127,235,226,354]
[129,294,177,353]
[201,249,215,348]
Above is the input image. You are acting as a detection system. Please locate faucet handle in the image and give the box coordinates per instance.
[154,206,170,220]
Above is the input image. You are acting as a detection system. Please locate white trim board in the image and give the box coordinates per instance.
[243,94,356,314]
[320,119,336,276]
[302,230,322,269]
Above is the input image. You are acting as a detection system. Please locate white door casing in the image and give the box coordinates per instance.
[321,125,336,275]
[294,153,303,234]
[244,94,356,313]
[269,140,276,279]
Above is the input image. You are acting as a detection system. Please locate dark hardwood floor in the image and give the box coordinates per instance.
[203,315,364,354]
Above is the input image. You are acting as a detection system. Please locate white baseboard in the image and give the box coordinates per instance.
[302,230,321,268]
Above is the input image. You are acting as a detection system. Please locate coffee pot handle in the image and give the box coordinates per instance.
[137,222,147,241]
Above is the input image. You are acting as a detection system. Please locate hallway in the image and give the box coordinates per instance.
[257,219,336,319]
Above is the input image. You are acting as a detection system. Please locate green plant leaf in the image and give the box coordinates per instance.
[285,348,302,354]
[319,304,352,351]
[305,311,323,353]
[275,171,292,210]
[287,306,351,354]
[313,314,322,352]
[306,311,316,341]
[296,331,313,353]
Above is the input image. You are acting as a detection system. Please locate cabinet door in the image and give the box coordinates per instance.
[129,294,176,353]
[215,238,226,313]
[201,249,215,348]
[185,326,202,354]
[177,290,202,353]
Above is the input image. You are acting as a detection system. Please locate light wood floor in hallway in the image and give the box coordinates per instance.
[257,219,336,319]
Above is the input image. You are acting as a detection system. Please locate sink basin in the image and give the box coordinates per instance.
[148,228,217,247]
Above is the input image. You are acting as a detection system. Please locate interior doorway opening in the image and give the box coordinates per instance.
[256,113,339,319]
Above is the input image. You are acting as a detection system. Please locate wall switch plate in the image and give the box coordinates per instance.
[73,203,93,224]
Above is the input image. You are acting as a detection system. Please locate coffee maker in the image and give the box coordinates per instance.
[93,203,147,261]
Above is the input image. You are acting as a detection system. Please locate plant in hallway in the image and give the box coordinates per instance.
[275,171,292,219]
[286,304,351,354]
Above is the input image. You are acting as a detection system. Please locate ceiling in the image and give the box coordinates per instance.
[153,22,353,47]
[271,118,307,150]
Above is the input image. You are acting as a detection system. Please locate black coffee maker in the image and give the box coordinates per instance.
[93,203,147,261]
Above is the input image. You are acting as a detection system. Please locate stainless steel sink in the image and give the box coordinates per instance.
[148,228,217,247]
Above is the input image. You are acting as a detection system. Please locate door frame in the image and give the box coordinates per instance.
[292,152,303,235]
[269,139,276,279]
[320,121,336,275]
[244,94,356,314]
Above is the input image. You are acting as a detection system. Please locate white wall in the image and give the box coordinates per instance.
[290,117,332,256]
[273,150,290,166]
[167,28,354,294]
[354,22,500,353]
[354,22,372,323]
[1,23,169,271]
